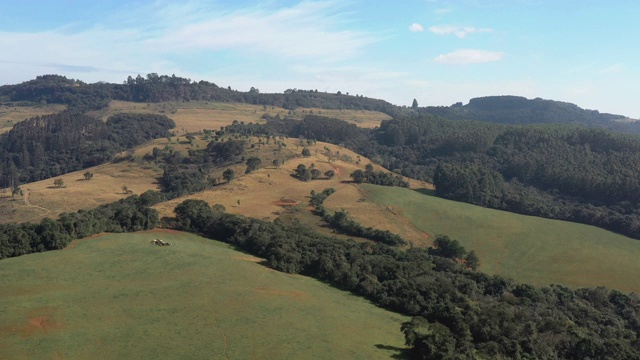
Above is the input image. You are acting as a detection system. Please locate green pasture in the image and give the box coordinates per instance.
[0,231,407,360]
[363,184,640,293]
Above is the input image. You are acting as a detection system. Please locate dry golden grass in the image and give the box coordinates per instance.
[90,100,391,136]
[0,103,66,134]
[286,108,391,128]
[1,132,433,247]
[153,138,431,245]
[0,162,162,224]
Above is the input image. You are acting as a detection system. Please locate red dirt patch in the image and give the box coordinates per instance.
[0,313,65,339]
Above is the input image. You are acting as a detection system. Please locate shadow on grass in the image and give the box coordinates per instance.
[413,188,436,196]
[375,344,411,359]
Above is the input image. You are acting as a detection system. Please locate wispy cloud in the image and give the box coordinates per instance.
[434,49,504,64]
[160,2,377,60]
[409,23,424,32]
[429,25,492,38]
[601,64,624,74]
[0,1,378,83]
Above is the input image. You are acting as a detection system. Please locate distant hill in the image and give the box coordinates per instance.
[423,95,640,132]
[0,74,402,117]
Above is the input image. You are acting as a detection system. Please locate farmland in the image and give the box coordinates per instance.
[0,231,408,359]
[362,184,640,293]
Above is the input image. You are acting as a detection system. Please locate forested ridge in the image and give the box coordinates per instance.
[0,74,401,116]
[0,111,175,188]
[424,95,638,133]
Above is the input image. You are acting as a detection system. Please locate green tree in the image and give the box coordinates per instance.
[273,159,282,169]
[245,157,262,173]
[223,168,235,183]
[53,178,65,188]
[174,199,213,231]
[302,147,311,157]
[83,171,93,181]
[429,235,467,259]
[465,250,480,270]
[412,98,418,108]
[325,170,335,179]
[310,169,322,180]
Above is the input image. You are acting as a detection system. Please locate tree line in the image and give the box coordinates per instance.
[169,199,640,359]
[0,74,403,116]
[0,111,175,188]
[0,191,163,259]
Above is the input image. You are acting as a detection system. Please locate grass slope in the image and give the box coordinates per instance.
[0,231,407,360]
[89,100,390,134]
[363,184,640,293]
[0,103,66,134]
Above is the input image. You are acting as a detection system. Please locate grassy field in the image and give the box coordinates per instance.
[362,184,640,293]
[0,103,66,134]
[89,100,390,135]
[0,231,408,359]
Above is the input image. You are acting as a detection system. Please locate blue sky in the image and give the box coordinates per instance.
[0,0,638,117]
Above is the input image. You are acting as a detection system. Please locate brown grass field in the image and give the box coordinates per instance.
[1,133,431,246]
[0,103,66,134]
[88,100,390,135]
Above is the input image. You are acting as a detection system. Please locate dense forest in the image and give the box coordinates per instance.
[424,95,639,133]
[0,111,174,188]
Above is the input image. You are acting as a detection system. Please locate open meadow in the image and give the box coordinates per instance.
[89,100,390,135]
[362,184,640,293]
[0,103,66,134]
[0,231,408,360]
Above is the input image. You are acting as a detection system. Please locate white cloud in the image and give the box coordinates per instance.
[409,23,424,32]
[429,25,492,38]
[434,49,504,64]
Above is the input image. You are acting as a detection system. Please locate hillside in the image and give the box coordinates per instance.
[0,231,407,359]
[5,73,640,358]
[425,95,631,125]
[361,184,640,293]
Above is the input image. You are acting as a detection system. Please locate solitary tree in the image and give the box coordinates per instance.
[245,157,262,173]
[325,170,335,179]
[302,147,311,157]
[83,172,94,181]
[412,98,418,108]
[53,179,65,188]
[223,168,235,183]
[122,185,133,194]
[272,159,282,169]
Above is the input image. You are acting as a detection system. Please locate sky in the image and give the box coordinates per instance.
[0,0,638,117]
